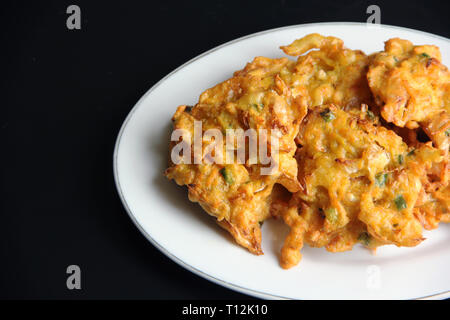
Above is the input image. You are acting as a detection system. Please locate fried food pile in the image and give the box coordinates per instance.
[165,34,449,269]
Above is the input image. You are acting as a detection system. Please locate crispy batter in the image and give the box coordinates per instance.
[165,34,449,267]
[276,105,446,269]
[165,57,306,254]
[280,33,373,110]
[367,38,450,151]
[365,37,449,246]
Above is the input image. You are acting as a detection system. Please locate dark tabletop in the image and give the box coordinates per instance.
[1,0,449,299]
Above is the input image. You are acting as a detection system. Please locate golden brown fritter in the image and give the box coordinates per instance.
[164,34,449,268]
[367,38,450,151]
[366,38,449,239]
[275,105,447,269]
[165,57,306,254]
[280,33,374,110]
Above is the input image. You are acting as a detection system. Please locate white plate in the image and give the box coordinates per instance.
[114,22,450,300]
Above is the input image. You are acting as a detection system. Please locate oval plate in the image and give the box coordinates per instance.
[114,22,450,300]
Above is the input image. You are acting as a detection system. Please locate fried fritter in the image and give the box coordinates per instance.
[367,38,450,151]
[275,105,446,269]
[165,57,306,254]
[366,38,449,237]
[280,33,373,110]
[164,33,449,268]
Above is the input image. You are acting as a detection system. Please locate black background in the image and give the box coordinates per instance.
[1,0,449,299]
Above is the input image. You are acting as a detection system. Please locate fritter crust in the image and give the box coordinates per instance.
[275,105,447,269]
[280,33,374,110]
[165,57,306,254]
[367,38,450,152]
[165,34,449,267]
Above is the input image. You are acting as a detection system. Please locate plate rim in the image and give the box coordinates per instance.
[113,22,450,300]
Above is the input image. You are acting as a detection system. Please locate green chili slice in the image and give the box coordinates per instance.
[358,232,371,246]
[220,167,234,185]
[375,173,388,187]
[394,195,407,211]
[320,109,336,123]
